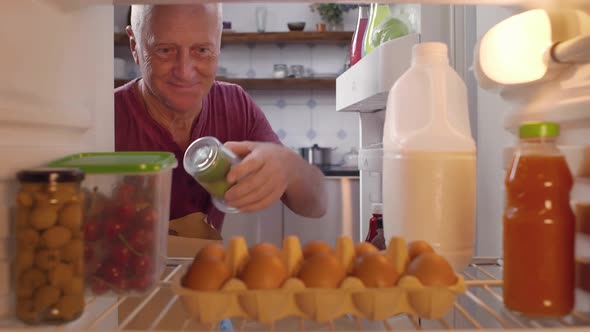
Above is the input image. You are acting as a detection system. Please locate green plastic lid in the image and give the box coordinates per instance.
[519,122,560,138]
[48,152,178,174]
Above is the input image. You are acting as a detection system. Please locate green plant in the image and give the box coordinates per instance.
[309,4,355,25]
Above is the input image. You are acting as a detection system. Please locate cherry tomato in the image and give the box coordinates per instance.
[84,220,102,242]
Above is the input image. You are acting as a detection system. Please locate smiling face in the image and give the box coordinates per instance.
[128,5,222,114]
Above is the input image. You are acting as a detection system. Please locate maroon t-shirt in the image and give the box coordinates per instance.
[114,78,280,230]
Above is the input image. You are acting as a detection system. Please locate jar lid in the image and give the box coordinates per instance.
[519,122,560,138]
[371,203,383,214]
[192,145,219,171]
[48,152,177,174]
[17,168,85,183]
[184,136,226,174]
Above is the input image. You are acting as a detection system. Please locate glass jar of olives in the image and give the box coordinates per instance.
[184,136,241,213]
[14,168,85,324]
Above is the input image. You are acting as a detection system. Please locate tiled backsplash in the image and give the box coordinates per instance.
[114,3,360,166]
[248,89,359,165]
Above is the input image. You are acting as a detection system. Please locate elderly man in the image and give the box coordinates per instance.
[115,4,326,230]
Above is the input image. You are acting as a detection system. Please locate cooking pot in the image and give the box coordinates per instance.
[299,144,335,167]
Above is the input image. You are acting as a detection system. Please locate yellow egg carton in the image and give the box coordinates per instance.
[171,236,466,325]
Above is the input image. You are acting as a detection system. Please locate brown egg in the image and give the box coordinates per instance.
[302,240,334,259]
[249,242,281,257]
[406,252,457,287]
[297,253,346,288]
[407,240,435,262]
[183,256,231,291]
[239,253,288,289]
[352,252,399,288]
[195,243,226,261]
[355,242,378,258]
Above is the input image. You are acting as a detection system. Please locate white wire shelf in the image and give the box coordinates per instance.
[1,258,588,332]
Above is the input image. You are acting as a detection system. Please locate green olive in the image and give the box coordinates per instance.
[55,295,84,320]
[30,206,58,230]
[33,286,61,312]
[58,203,82,231]
[49,263,74,288]
[42,226,72,249]
[17,191,34,207]
[17,228,39,251]
[16,250,35,275]
[35,249,61,271]
[15,207,31,229]
[20,268,47,293]
[60,240,83,262]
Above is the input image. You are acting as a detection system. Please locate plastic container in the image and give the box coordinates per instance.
[382,42,476,272]
[503,122,575,317]
[14,168,85,324]
[48,152,177,296]
[184,136,241,214]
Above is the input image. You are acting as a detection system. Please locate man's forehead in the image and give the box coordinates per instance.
[144,6,218,32]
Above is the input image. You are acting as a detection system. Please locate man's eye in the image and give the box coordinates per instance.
[156,47,175,56]
[195,48,214,58]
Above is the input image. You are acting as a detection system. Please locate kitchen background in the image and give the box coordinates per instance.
[114,3,361,165]
[112,3,515,256]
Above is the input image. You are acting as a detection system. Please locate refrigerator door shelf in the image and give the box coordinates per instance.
[359,143,384,173]
[336,34,419,113]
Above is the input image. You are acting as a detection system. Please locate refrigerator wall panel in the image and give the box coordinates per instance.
[283,177,360,246]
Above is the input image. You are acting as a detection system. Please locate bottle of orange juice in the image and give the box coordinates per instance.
[503,122,575,317]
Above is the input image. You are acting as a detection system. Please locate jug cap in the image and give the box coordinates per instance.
[519,122,559,138]
[371,203,383,214]
[413,42,448,62]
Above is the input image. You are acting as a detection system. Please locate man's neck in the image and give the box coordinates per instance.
[138,79,201,150]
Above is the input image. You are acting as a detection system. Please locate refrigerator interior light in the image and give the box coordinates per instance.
[474,8,590,91]
[478,9,552,85]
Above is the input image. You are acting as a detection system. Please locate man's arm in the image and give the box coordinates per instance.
[279,148,327,218]
[223,141,327,218]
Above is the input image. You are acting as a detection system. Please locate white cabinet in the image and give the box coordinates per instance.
[283,177,360,247]
[221,177,360,248]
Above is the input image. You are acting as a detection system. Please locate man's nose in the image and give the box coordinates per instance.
[173,50,197,81]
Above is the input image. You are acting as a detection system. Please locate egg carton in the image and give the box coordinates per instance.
[171,236,466,325]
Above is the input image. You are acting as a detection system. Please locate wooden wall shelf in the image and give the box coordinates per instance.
[220,31,353,44]
[114,31,353,46]
[115,77,336,90]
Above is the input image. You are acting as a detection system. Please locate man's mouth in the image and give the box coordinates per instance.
[168,81,200,90]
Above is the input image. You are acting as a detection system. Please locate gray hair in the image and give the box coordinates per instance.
[130,4,223,45]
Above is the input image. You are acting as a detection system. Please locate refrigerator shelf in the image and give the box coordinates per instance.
[1,258,588,331]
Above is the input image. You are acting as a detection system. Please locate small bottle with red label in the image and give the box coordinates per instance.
[365,203,383,243]
[371,217,386,250]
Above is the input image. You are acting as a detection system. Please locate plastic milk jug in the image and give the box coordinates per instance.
[382,42,476,271]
